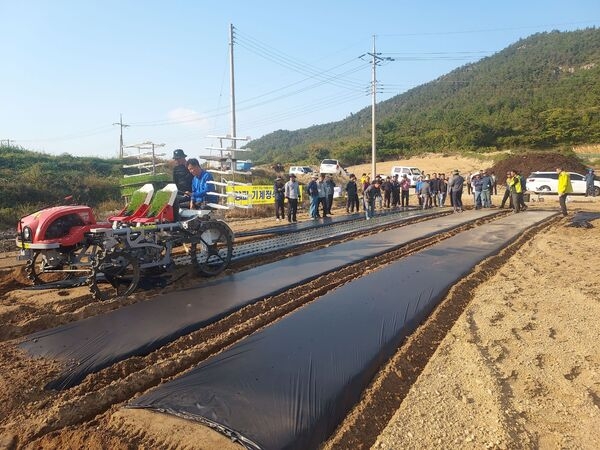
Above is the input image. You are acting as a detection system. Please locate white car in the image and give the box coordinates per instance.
[289,166,314,175]
[319,159,345,176]
[526,171,600,196]
[390,166,422,187]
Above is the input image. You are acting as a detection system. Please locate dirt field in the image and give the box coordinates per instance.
[1,154,599,449]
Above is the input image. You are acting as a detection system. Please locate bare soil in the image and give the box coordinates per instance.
[1,154,599,450]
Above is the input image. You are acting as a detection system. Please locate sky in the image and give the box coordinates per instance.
[1,0,599,160]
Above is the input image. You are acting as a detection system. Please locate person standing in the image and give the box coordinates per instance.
[400,174,411,207]
[415,176,424,207]
[446,171,455,208]
[448,169,464,213]
[285,174,300,222]
[345,174,359,213]
[391,174,401,208]
[507,170,522,213]
[317,174,328,218]
[466,173,472,195]
[480,171,493,208]
[187,158,217,208]
[471,174,483,209]
[307,174,320,219]
[325,174,336,214]
[438,173,448,207]
[491,171,498,195]
[172,149,194,208]
[429,173,439,207]
[381,176,392,208]
[585,168,596,197]
[273,176,285,221]
[363,179,381,220]
[419,176,432,209]
[557,166,573,216]
[500,171,513,209]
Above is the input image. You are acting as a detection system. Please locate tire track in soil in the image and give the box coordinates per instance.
[3,211,534,448]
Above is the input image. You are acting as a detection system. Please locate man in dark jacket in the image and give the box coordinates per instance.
[172,149,194,208]
[325,175,336,214]
[273,177,285,221]
[345,174,359,213]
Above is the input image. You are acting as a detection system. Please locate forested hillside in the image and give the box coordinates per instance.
[247,28,600,166]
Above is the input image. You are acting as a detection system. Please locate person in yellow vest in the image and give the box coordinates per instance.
[557,166,573,216]
[507,170,522,213]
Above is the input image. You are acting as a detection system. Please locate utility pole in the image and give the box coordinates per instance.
[229,23,237,157]
[363,36,394,179]
[113,113,130,159]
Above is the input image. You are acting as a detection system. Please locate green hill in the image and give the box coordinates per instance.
[0,145,123,227]
[247,28,600,166]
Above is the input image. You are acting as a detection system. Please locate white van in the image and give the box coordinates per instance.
[390,166,422,187]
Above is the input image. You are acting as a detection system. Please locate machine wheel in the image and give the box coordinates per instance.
[538,185,551,192]
[88,249,140,301]
[25,250,74,285]
[189,221,233,276]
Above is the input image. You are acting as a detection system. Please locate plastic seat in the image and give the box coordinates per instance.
[132,184,178,224]
[109,184,154,224]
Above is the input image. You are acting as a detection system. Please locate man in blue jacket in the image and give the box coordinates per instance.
[187,158,217,208]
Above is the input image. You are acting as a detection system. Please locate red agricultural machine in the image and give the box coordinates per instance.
[16,184,234,300]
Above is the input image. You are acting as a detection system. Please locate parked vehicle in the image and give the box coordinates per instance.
[526,171,600,196]
[288,166,314,175]
[390,166,422,187]
[319,159,345,176]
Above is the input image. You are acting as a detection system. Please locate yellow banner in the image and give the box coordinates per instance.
[226,184,303,206]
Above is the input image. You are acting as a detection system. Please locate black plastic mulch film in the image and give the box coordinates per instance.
[129,211,554,450]
[20,209,500,390]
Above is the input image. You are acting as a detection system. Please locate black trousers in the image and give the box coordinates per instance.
[401,190,410,206]
[347,194,359,212]
[287,198,298,221]
[275,198,285,219]
[318,197,327,217]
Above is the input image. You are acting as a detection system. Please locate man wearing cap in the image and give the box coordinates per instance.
[284,174,300,222]
[172,149,194,207]
[187,158,217,208]
[448,169,464,213]
[273,176,285,221]
[307,173,320,219]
